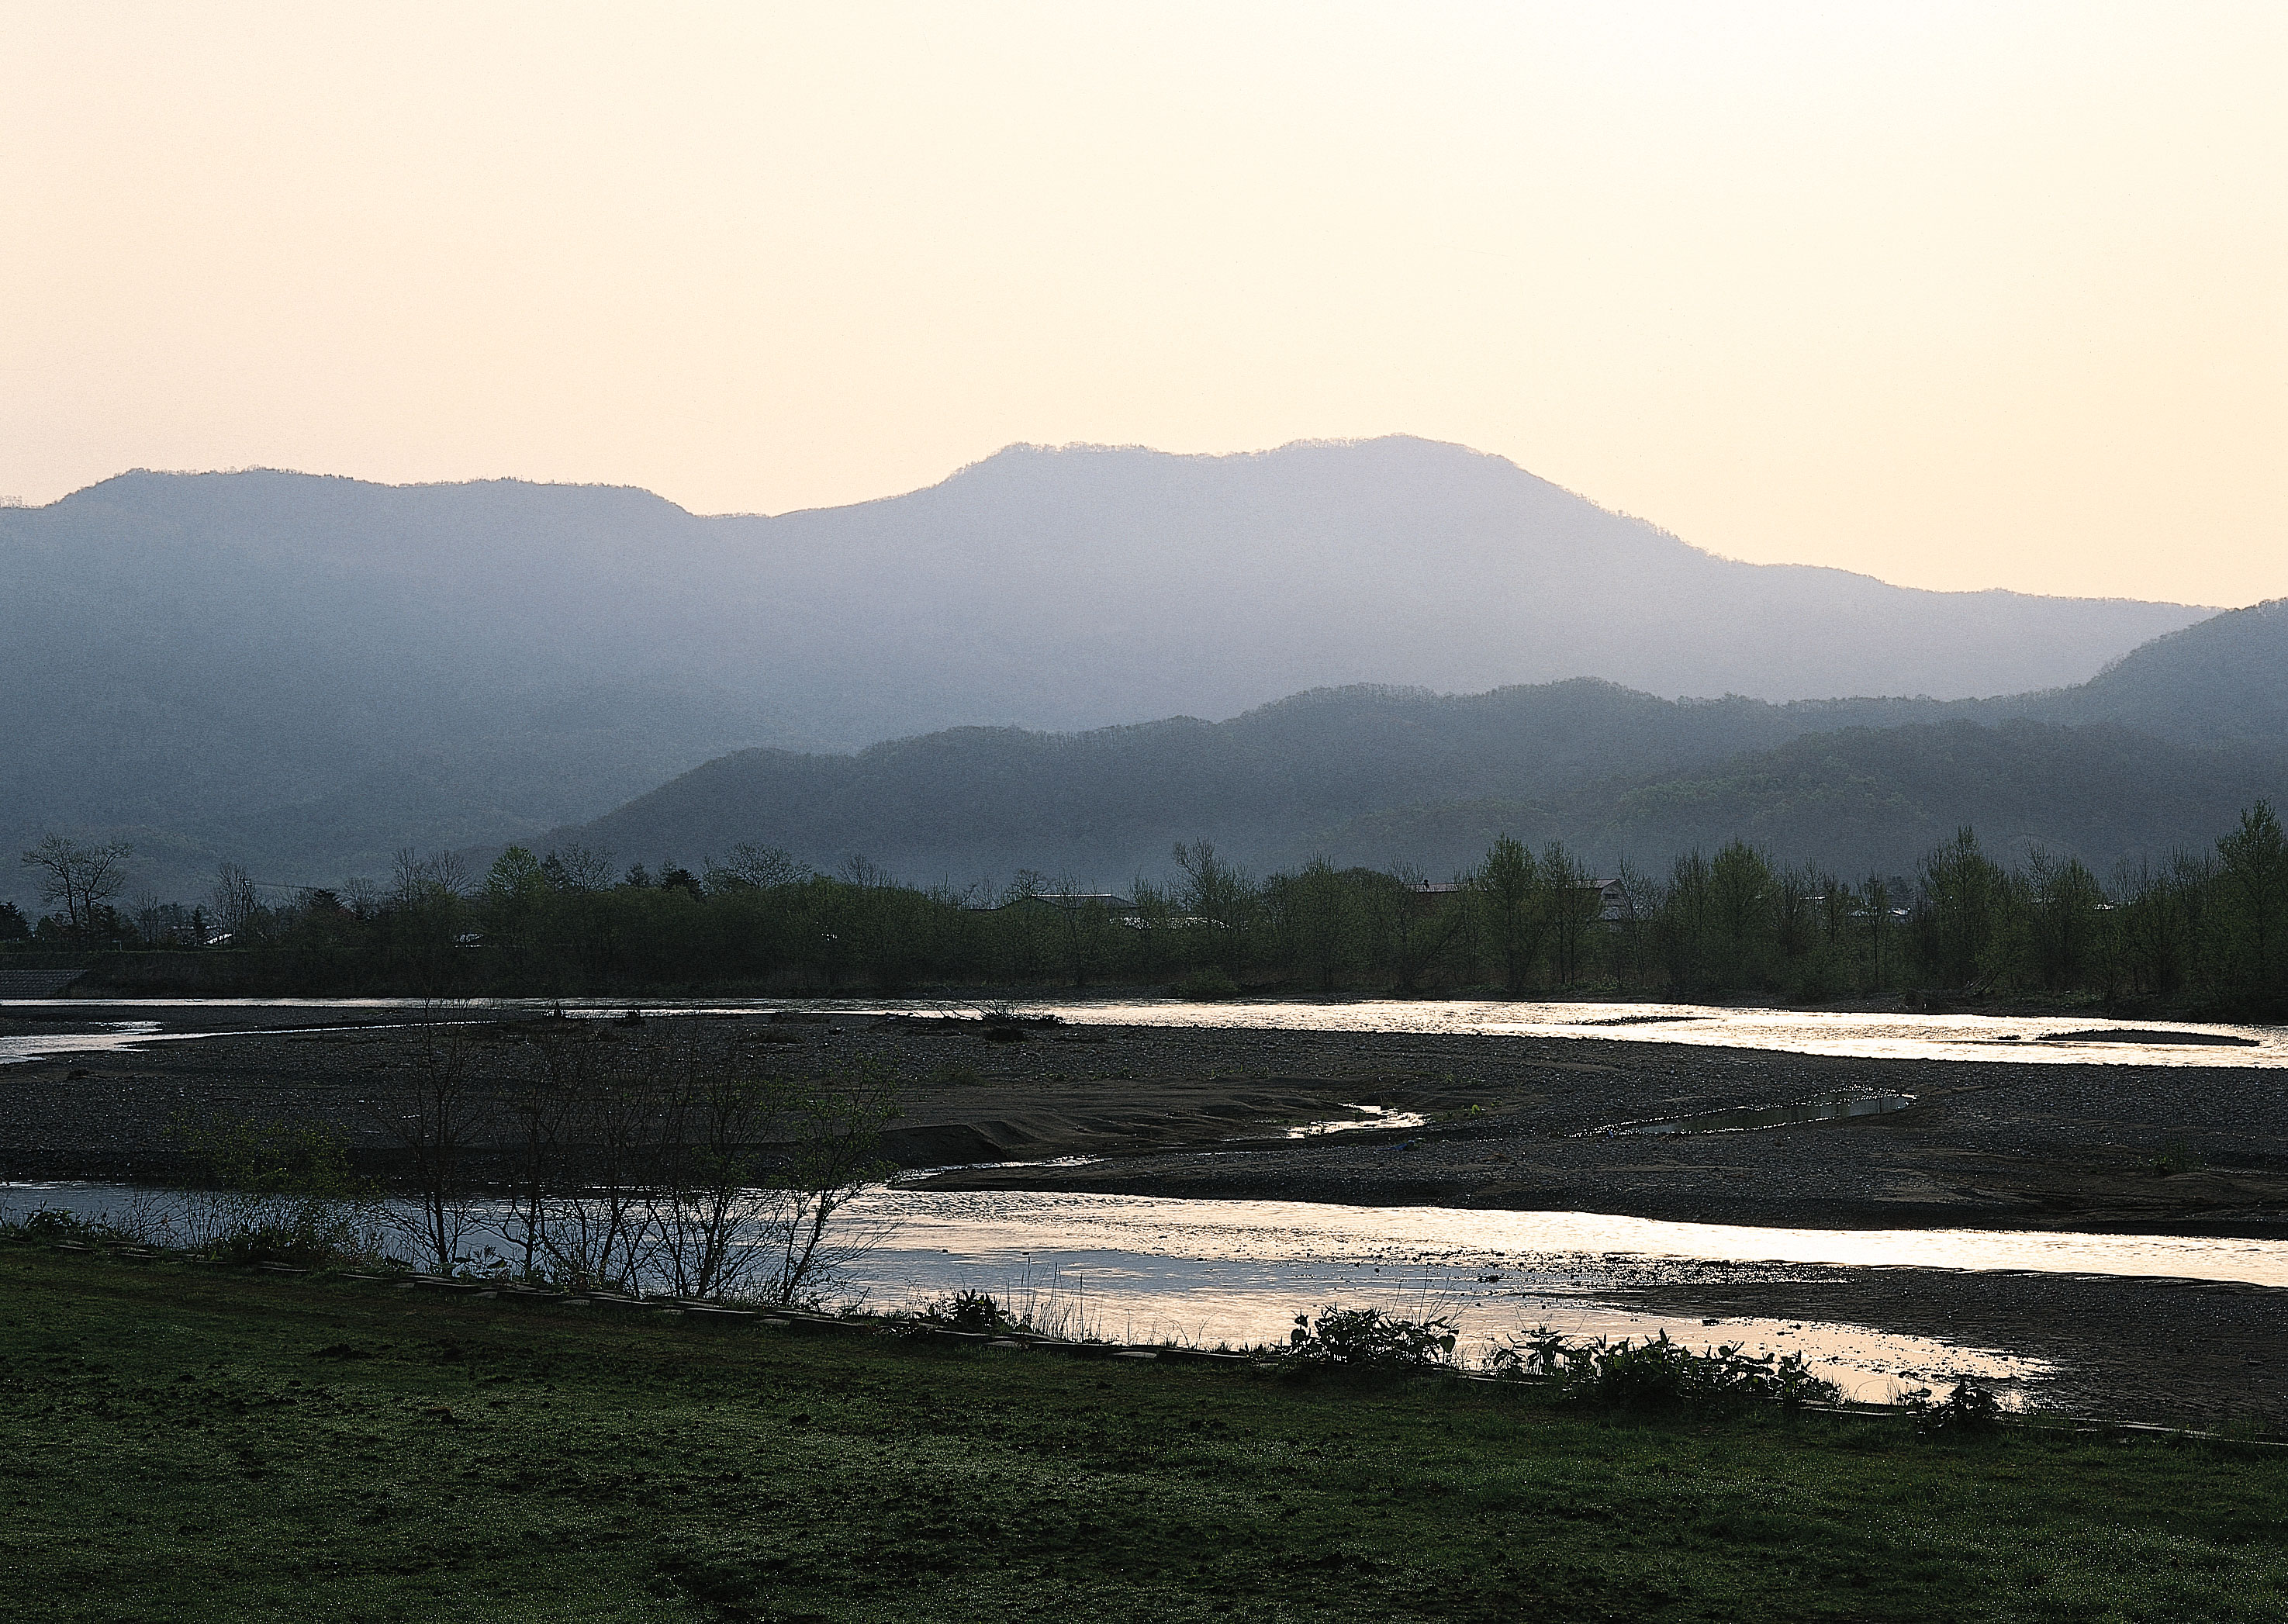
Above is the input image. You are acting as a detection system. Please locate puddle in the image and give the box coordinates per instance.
[1590,1093,1916,1137]
[1277,1104,1429,1139]
[0,1021,163,1067]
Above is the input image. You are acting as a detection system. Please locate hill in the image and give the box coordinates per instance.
[538,599,2288,886]
[1311,720,2288,881]
[0,437,2210,902]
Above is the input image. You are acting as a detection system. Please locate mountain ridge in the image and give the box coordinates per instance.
[0,437,2234,904]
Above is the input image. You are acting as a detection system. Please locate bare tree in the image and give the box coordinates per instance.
[541,845,617,892]
[393,847,471,905]
[635,1039,898,1304]
[365,1004,493,1274]
[703,842,808,892]
[210,862,259,939]
[527,1034,662,1291]
[505,1024,897,1303]
[20,834,131,933]
[748,1059,898,1307]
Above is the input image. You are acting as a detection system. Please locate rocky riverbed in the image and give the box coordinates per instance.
[4,1002,2286,1234]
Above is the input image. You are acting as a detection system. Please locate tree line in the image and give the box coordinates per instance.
[13,805,2288,1014]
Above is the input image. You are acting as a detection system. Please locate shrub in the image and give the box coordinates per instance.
[923,1290,1015,1335]
[14,1208,83,1240]
[169,1114,386,1268]
[1492,1326,1841,1414]
[2150,1135,2203,1177]
[1175,966,1241,1001]
[1904,1380,2004,1436]
[1284,1306,1458,1371]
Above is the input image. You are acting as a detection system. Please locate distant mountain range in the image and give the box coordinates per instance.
[0,437,2236,904]
[546,599,2288,890]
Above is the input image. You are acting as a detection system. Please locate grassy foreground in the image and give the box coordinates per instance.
[4,1249,2287,1622]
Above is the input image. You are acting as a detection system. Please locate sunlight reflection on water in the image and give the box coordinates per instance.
[5,995,2280,1067]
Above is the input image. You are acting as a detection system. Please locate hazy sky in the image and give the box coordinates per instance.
[5,2,2283,605]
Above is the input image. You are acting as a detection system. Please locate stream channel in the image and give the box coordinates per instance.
[7,996,2286,1406]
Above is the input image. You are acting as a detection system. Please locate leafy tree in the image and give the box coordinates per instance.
[1917,828,2007,990]
[1173,840,1254,969]
[1540,841,1602,988]
[1271,857,1358,991]
[1473,834,1543,993]
[1708,839,1776,988]
[2024,849,2107,991]
[0,900,29,942]
[2217,800,2288,997]
[1659,851,1716,993]
[1860,875,1895,992]
[482,847,552,946]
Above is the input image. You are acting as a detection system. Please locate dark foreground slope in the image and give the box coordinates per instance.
[548,599,2288,883]
[2,437,2207,902]
[9,1245,2288,1622]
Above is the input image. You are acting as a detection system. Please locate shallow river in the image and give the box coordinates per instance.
[24,1172,2288,1407]
[7,995,2284,1405]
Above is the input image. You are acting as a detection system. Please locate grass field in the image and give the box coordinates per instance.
[4,1244,2286,1622]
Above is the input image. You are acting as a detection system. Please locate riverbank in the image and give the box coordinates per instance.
[9,1242,2288,1621]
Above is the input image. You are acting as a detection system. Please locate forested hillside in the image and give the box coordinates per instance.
[541,600,2288,888]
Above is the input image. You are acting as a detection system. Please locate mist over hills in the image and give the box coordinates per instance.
[0,436,2224,904]
[545,599,2288,890]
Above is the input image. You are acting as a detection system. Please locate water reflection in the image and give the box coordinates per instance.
[4,995,2280,1068]
[848,1187,2055,1402]
[56,1177,2288,1405]
[0,1021,164,1066]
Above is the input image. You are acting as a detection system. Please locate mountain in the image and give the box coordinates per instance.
[535,600,2288,888]
[0,437,2217,903]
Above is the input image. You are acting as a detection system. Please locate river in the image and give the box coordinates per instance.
[7,993,2284,1407]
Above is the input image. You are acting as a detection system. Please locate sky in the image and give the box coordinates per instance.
[3,2,2283,606]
